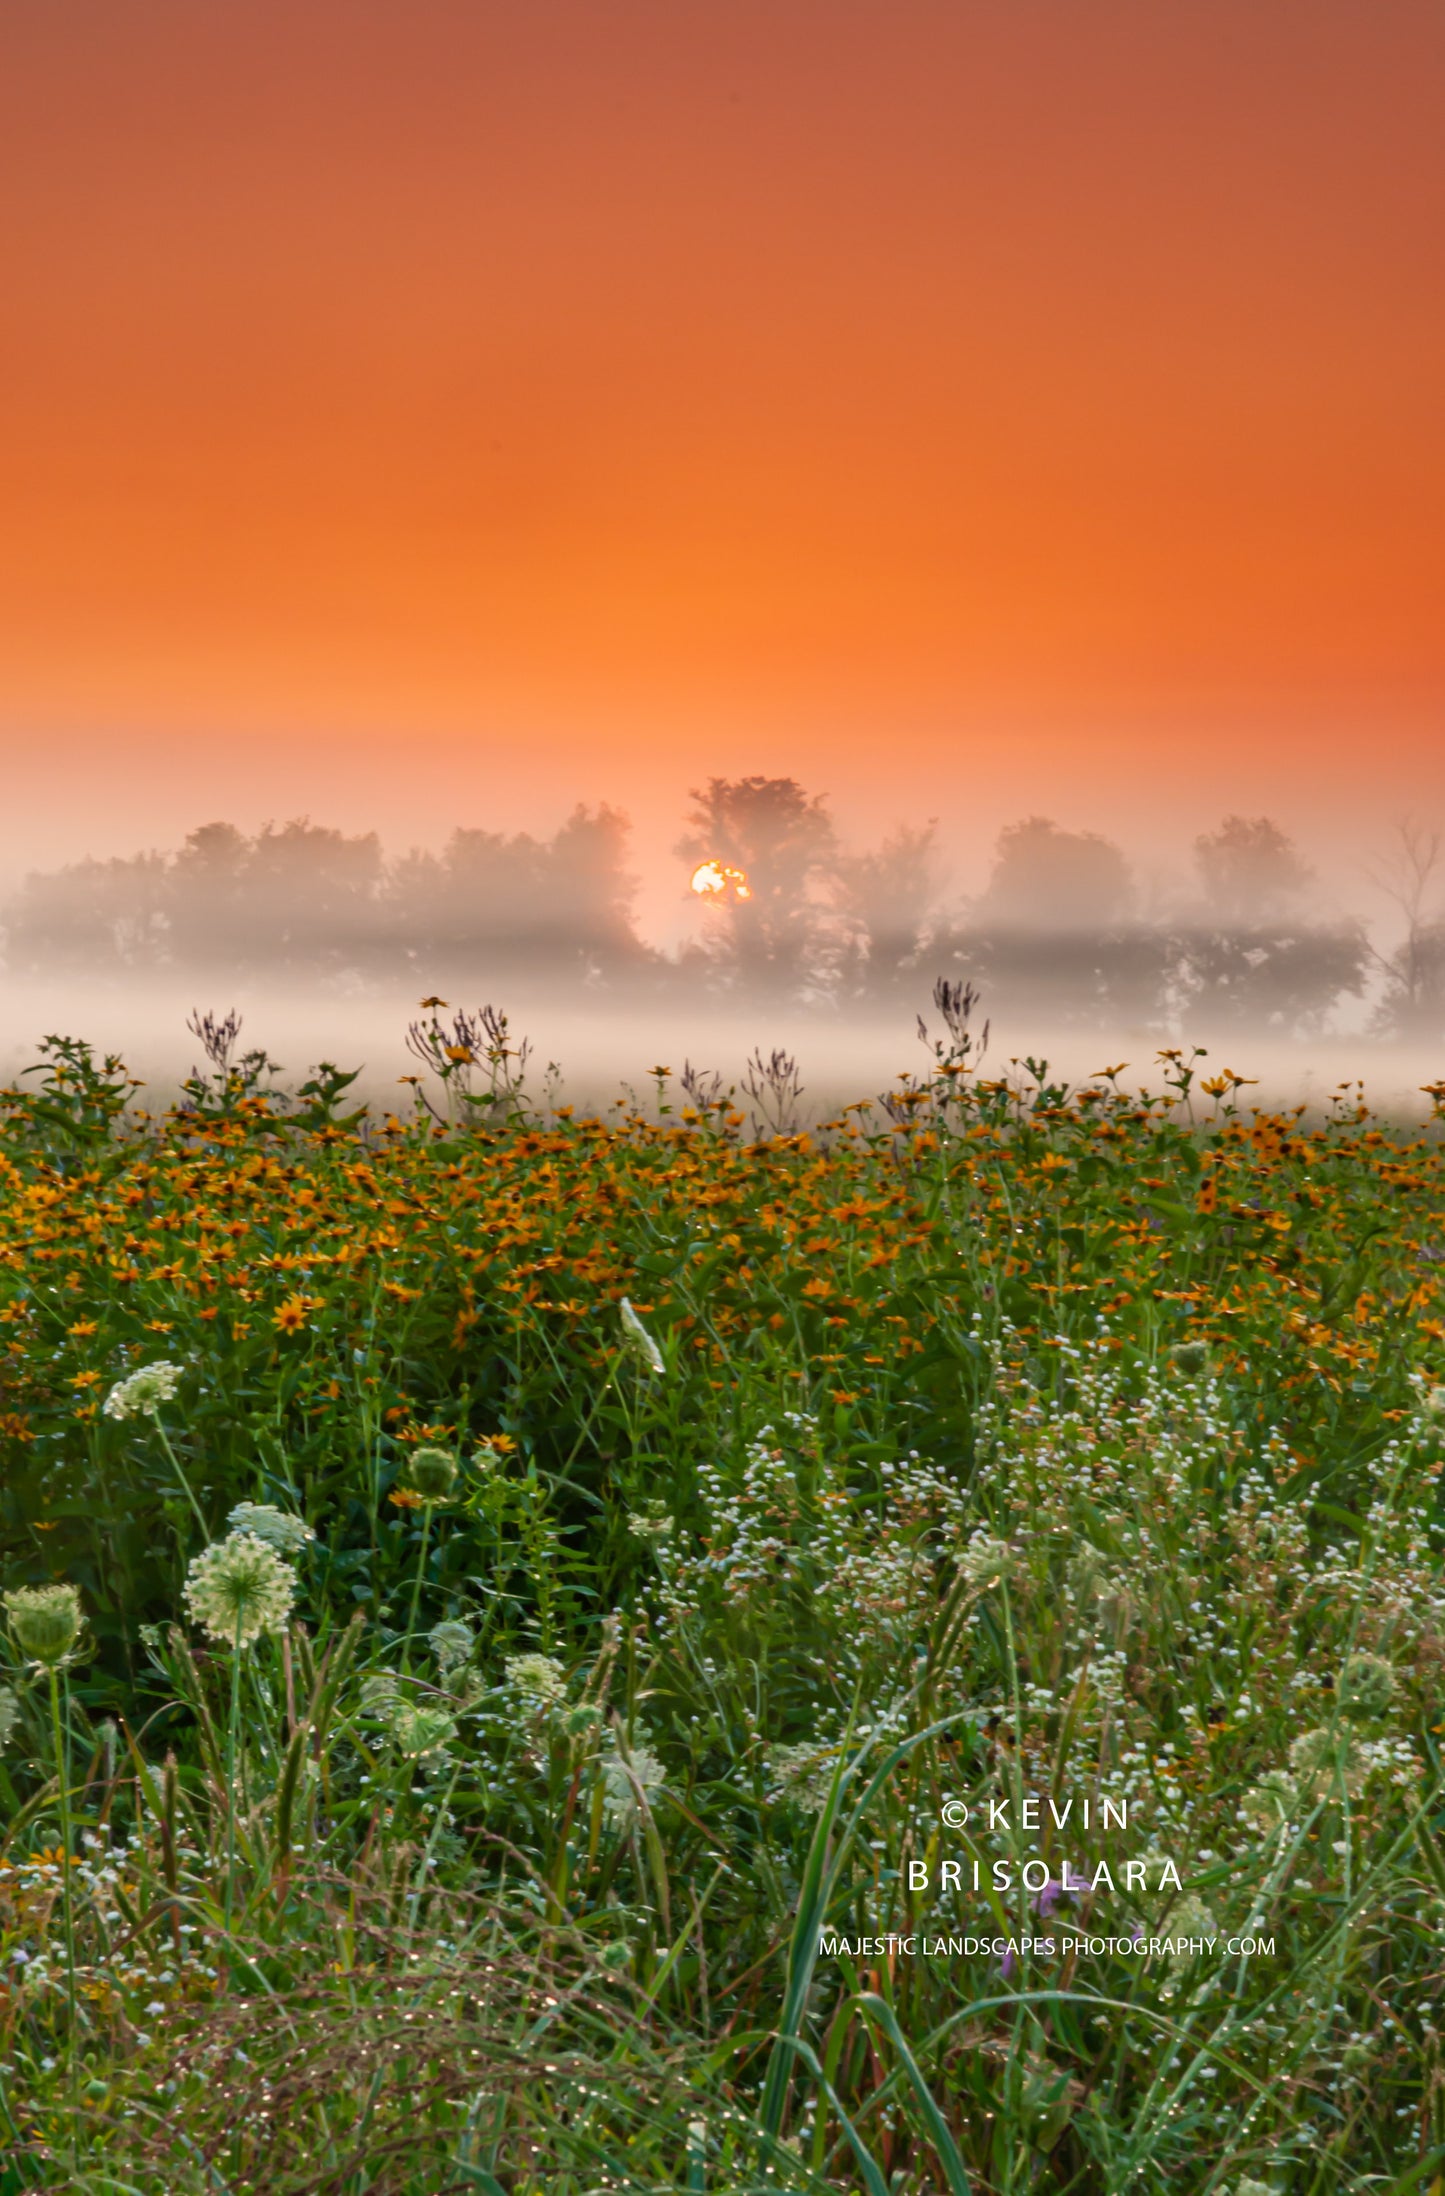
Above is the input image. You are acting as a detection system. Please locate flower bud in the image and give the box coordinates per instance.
[401,1446,458,1504]
[4,1583,85,1668]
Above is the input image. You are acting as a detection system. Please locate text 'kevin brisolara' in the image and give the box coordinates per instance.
[818,1932,1278,1960]
[907,1855,1181,1894]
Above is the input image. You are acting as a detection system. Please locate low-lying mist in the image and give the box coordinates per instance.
[2,787,1441,1121]
[2,969,1441,1127]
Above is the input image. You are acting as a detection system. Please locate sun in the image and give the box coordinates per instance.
[690,860,751,902]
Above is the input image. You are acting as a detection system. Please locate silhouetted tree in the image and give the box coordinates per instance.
[3,850,170,972]
[544,804,644,970]
[1,808,650,988]
[930,817,1168,1028]
[240,820,387,973]
[1194,815,1313,926]
[978,817,1134,929]
[168,822,260,968]
[385,804,644,979]
[1172,924,1370,1035]
[1368,821,1445,1039]
[676,776,838,994]
[1173,816,1367,1036]
[833,821,941,1001]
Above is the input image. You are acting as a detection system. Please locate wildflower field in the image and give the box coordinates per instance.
[2,1005,1445,2194]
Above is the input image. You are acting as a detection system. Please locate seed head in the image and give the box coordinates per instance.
[1336,1651,1397,1723]
[227,1502,315,1556]
[400,1447,458,1505]
[183,1534,296,1648]
[103,1362,182,1422]
[4,1583,85,1669]
[1288,1724,1365,1797]
[619,1298,665,1376]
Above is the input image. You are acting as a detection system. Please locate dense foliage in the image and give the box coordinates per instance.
[2,1017,1444,2192]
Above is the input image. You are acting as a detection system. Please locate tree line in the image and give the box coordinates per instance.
[3,780,1442,1038]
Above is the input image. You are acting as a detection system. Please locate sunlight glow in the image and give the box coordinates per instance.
[690,860,751,901]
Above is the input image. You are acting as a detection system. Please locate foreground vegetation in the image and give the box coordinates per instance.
[2,1002,1444,2192]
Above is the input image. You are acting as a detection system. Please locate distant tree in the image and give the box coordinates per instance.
[385,804,645,979]
[978,817,1134,929]
[927,817,1161,1029]
[1171,816,1366,1036]
[1194,815,1312,925]
[1367,820,1445,1039]
[2,809,656,988]
[3,850,171,972]
[676,776,838,993]
[240,820,387,973]
[833,821,941,1000]
[168,822,253,967]
[544,804,644,970]
[1172,923,1370,1036]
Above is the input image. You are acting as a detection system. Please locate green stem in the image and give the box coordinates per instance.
[226,1617,243,1930]
[49,1665,78,2052]
[153,1418,210,1541]
[402,1506,434,1675]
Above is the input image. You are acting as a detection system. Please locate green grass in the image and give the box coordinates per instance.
[1,1026,1444,2191]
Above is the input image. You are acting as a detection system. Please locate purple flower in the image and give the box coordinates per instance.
[1033,1877,1068,1919]
[999,1947,1016,1981]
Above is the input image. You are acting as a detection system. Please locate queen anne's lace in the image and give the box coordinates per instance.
[227,1502,315,1555]
[183,1533,296,1647]
[505,1652,567,1706]
[3,1583,85,1668]
[103,1362,182,1421]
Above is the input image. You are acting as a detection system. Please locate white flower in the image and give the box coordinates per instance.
[959,1534,1017,1590]
[391,1704,456,1759]
[0,1687,19,1750]
[627,1509,674,1543]
[429,1620,475,1676]
[1166,1894,1216,1959]
[226,1503,315,1556]
[103,1362,182,1421]
[1289,1725,1366,1798]
[183,1534,296,1648]
[505,1652,567,1708]
[763,1739,845,1814]
[619,1298,665,1376]
[601,1735,665,1830]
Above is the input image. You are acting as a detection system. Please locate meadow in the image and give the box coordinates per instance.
[1,996,1444,2194]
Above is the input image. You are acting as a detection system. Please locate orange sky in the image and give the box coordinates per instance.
[2,0,1443,917]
